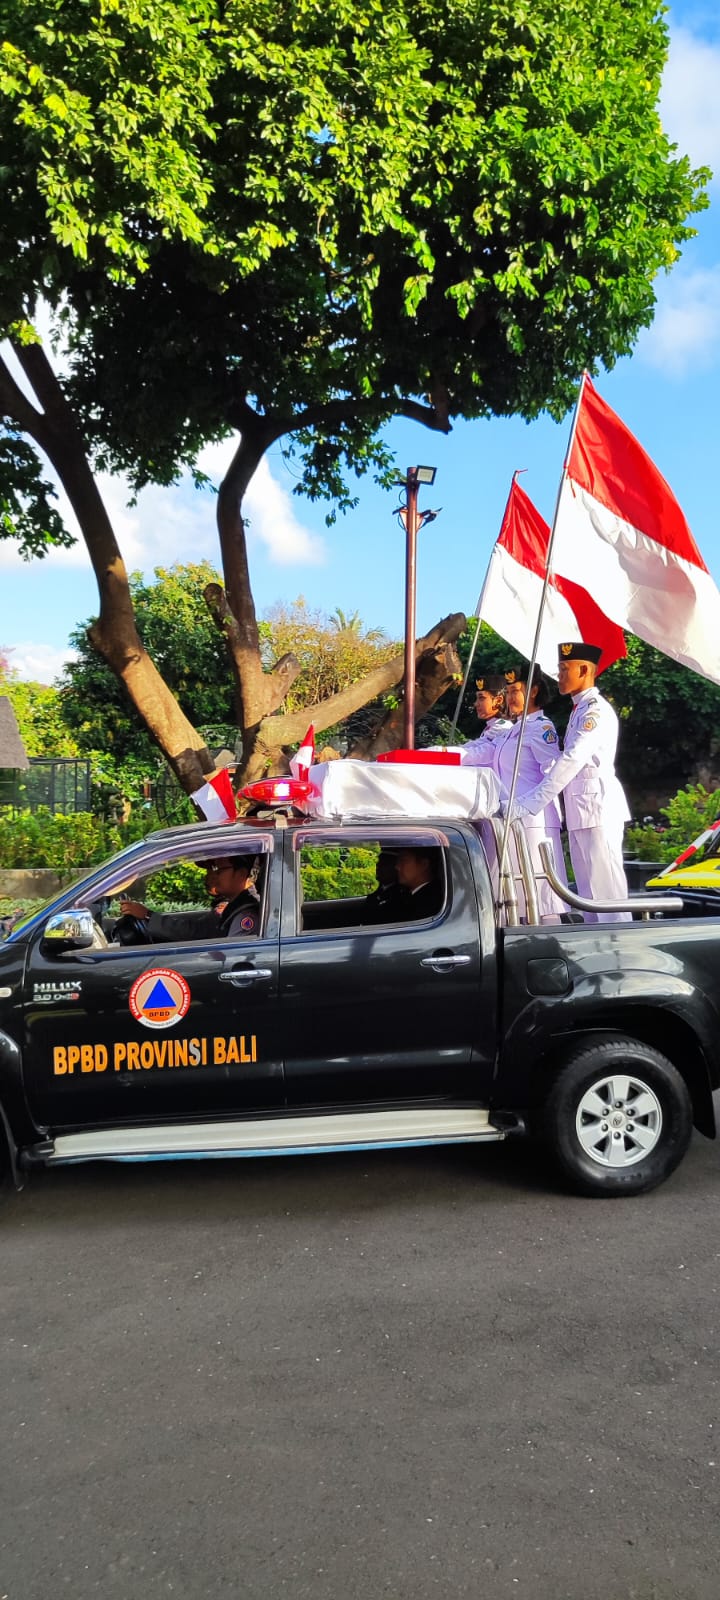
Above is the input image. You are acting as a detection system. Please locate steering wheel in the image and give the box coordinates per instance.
[110,913,154,947]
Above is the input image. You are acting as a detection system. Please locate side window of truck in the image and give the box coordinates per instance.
[296,837,446,933]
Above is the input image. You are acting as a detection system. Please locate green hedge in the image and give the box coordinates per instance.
[0,806,157,871]
[300,845,379,901]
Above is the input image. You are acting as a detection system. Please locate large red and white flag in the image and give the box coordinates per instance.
[552,376,720,684]
[478,475,626,676]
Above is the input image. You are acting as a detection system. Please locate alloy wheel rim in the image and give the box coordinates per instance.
[575,1072,663,1168]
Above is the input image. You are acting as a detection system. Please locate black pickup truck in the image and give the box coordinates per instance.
[0,813,717,1198]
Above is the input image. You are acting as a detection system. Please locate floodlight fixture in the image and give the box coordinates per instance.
[415,465,437,485]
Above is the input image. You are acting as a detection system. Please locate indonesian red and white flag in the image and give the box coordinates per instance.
[478,475,626,676]
[290,724,315,778]
[191,766,237,823]
[552,376,720,684]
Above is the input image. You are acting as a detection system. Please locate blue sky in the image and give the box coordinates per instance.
[2,0,720,682]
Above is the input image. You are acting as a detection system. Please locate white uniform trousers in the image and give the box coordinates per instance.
[523,821,568,923]
[569,821,631,924]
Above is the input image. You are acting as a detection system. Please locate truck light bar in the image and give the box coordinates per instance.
[241,776,316,810]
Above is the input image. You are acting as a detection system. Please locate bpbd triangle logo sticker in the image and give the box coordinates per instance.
[129,968,191,1030]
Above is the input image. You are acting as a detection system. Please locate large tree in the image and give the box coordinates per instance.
[59,572,403,767]
[0,0,707,785]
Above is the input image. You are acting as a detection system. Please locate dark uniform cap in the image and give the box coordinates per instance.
[506,663,551,704]
[558,641,602,665]
[475,673,507,694]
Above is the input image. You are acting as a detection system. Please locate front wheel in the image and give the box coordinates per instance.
[542,1037,693,1196]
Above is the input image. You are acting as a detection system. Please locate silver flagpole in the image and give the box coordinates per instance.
[449,472,523,739]
[496,372,589,896]
[448,606,483,739]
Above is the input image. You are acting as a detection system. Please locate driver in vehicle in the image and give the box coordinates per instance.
[116,855,260,942]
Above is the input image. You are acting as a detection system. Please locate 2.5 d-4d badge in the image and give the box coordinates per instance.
[129,968,191,1030]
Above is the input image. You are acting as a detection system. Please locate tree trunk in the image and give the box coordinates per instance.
[4,341,213,793]
[348,640,463,758]
[213,422,307,780]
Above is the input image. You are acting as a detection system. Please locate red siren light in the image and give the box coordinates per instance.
[241,776,316,810]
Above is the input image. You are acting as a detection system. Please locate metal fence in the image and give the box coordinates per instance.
[0,758,92,814]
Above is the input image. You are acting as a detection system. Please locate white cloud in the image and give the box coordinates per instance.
[244,457,326,565]
[0,445,325,572]
[195,441,325,564]
[7,641,78,684]
[661,25,720,182]
[637,264,720,374]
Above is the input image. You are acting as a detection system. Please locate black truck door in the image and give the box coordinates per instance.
[20,846,284,1130]
[280,826,498,1107]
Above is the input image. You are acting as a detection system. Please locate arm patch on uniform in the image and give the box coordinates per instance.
[240,915,257,931]
[542,727,558,744]
[582,715,598,732]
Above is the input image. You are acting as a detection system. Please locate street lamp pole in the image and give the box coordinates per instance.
[395,465,438,750]
[402,468,420,749]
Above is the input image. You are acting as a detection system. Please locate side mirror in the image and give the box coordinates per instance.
[41,908,96,953]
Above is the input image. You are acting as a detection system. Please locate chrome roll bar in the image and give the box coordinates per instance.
[538,842,684,921]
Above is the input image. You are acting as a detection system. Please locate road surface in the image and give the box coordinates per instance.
[2,1120,719,1599]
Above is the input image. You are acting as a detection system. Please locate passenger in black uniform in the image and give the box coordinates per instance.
[362,850,404,925]
[117,854,260,942]
[394,847,443,920]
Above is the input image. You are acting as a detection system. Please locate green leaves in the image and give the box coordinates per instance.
[0,0,709,512]
[0,432,75,557]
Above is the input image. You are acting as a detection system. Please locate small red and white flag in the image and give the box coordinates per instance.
[552,376,720,684]
[478,475,626,676]
[290,724,315,778]
[191,766,237,823]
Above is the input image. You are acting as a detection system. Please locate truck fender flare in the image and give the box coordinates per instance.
[0,1093,22,1190]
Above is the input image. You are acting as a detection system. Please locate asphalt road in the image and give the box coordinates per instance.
[2,1116,720,1600]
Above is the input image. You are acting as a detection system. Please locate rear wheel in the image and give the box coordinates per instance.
[543,1037,693,1196]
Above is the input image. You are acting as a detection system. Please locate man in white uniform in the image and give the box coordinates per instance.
[509,643,631,924]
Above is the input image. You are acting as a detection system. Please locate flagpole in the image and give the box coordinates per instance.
[496,372,589,900]
[448,606,483,739]
[449,472,523,739]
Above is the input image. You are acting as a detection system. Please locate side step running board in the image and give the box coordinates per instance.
[40,1107,504,1164]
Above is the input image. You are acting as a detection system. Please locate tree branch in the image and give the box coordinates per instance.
[0,351,49,446]
[275,393,453,438]
[398,398,452,434]
[9,336,70,425]
[255,612,467,746]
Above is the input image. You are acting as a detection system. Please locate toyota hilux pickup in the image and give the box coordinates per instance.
[0,812,717,1198]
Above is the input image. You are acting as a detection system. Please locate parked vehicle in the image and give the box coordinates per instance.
[645,816,720,915]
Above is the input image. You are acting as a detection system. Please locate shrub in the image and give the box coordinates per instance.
[301,845,379,901]
[623,825,666,863]
[0,807,160,871]
[626,784,720,866]
[145,862,207,906]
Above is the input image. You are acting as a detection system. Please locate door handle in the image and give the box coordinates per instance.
[420,954,472,971]
[218,968,273,986]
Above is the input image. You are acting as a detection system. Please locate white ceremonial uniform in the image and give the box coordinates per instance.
[459,716,513,775]
[511,686,631,923]
[497,711,568,922]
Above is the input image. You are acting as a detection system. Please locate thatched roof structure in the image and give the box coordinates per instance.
[0,696,29,769]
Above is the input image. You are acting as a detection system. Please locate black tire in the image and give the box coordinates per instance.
[542,1036,693,1197]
